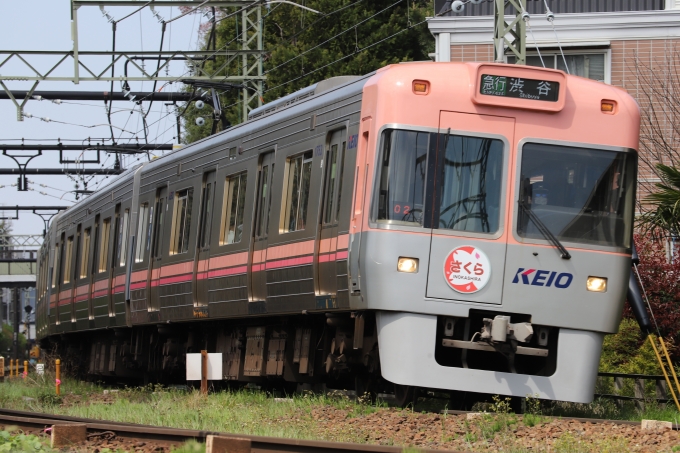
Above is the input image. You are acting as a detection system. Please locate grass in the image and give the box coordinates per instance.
[0,375,381,443]
[3,375,680,452]
[0,425,204,453]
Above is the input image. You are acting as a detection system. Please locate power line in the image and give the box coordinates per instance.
[263,6,438,95]
[262,0,404,76]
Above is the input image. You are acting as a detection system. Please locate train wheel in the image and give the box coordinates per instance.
[393,384,418,408]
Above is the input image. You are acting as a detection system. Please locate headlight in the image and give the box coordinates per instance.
[586,276,607,292]
[397,257,419,273]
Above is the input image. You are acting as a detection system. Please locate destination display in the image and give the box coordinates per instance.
[480,74,559,102]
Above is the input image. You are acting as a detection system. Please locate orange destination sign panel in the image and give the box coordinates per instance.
[480,74,559,102]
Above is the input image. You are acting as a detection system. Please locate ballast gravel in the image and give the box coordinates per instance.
[310,406,680,452]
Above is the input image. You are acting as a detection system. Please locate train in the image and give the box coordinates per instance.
[35,61,640,406]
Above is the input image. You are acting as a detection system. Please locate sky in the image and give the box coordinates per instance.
[0,1,206,237]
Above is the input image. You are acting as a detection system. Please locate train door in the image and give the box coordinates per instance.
[148,186,168,314]
[425,111,514,304]
[194,170,216,307]
[317,129,347,296]
[249,151,275,303]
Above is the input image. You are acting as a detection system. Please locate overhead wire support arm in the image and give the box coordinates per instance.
[0,168,125,176]
[0,206,70,235]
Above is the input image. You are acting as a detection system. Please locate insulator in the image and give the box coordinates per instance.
[452,1,465,13]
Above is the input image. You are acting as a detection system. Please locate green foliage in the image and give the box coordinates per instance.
[171,440,206,453]
[523,394,546,427]
[0,428,49,452]
[0,323,27,359]
[182,0,435,143]
[599,318,661,376]
[638,163,680,237]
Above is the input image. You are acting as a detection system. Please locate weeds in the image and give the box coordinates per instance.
[0,427,50,452]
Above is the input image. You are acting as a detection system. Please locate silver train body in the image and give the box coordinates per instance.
[36,62,640,403]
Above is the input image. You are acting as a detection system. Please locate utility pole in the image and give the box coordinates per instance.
[494,0,527,64]
[12,287,20,360]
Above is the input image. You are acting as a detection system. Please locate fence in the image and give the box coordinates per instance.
[596,371,671,408]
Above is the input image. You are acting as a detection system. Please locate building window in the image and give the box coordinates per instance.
[98,218,111,273]
[135,204,149,263]
[170,188,194,255]
[118,209,130,266]
[80,228,91,278]
[222,172,248,244]
[63,237,74,284]
[283,151,313,232]
[509,52,606,83]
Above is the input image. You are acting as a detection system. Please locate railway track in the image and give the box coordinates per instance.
[0,408,463,453]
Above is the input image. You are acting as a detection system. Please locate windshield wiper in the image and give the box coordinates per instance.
[518,200,571,260]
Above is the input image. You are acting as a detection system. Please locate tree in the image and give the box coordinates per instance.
[0,324,26,359]
[182,0,435,143]
[0,219,12,259]
[638,164,680,238]
[633,45,680,238]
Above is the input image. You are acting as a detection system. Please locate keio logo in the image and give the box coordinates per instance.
[512,268,573,289]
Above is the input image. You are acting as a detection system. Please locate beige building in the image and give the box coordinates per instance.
[428,0,680,195]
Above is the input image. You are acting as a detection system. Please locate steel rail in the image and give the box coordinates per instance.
[0,408,463,453]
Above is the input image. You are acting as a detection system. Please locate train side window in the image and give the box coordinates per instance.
[199,180,215,248]
[323,145,339,224]
[229,147,237,160]
[135,203,150,263]
[51,244,59,288]
[170,188,194,255]
[322,140,347,225]
[118,208,130,266]
[98,218,111,273]
[256,165,271,238]
[283,151,313,232]
[221,172,248,244]
[80,228,91,278]
[63,236,74,284]
[336,141,346,221]
[152,197,165,258]
[376,129,429,226]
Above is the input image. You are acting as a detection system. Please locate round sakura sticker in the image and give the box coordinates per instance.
[443,246,491,294]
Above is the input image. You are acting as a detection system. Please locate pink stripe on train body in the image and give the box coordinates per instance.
[266,255,314,270]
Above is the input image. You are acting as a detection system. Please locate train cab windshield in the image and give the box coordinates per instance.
[376,128,505,232]
[375,129,636,251]
[518,143,637,249]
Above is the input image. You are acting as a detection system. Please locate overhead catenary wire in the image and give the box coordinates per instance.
[262,0,404,76]
[543,0,569,74]
[263,6,447,95]
[520,4,545,68]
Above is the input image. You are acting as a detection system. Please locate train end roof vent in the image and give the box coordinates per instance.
[247,75,362,121]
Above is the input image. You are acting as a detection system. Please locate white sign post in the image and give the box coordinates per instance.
[36,363,45,376]
[186,352,222,394]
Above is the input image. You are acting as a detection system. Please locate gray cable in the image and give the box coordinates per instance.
[543,0,569,74]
